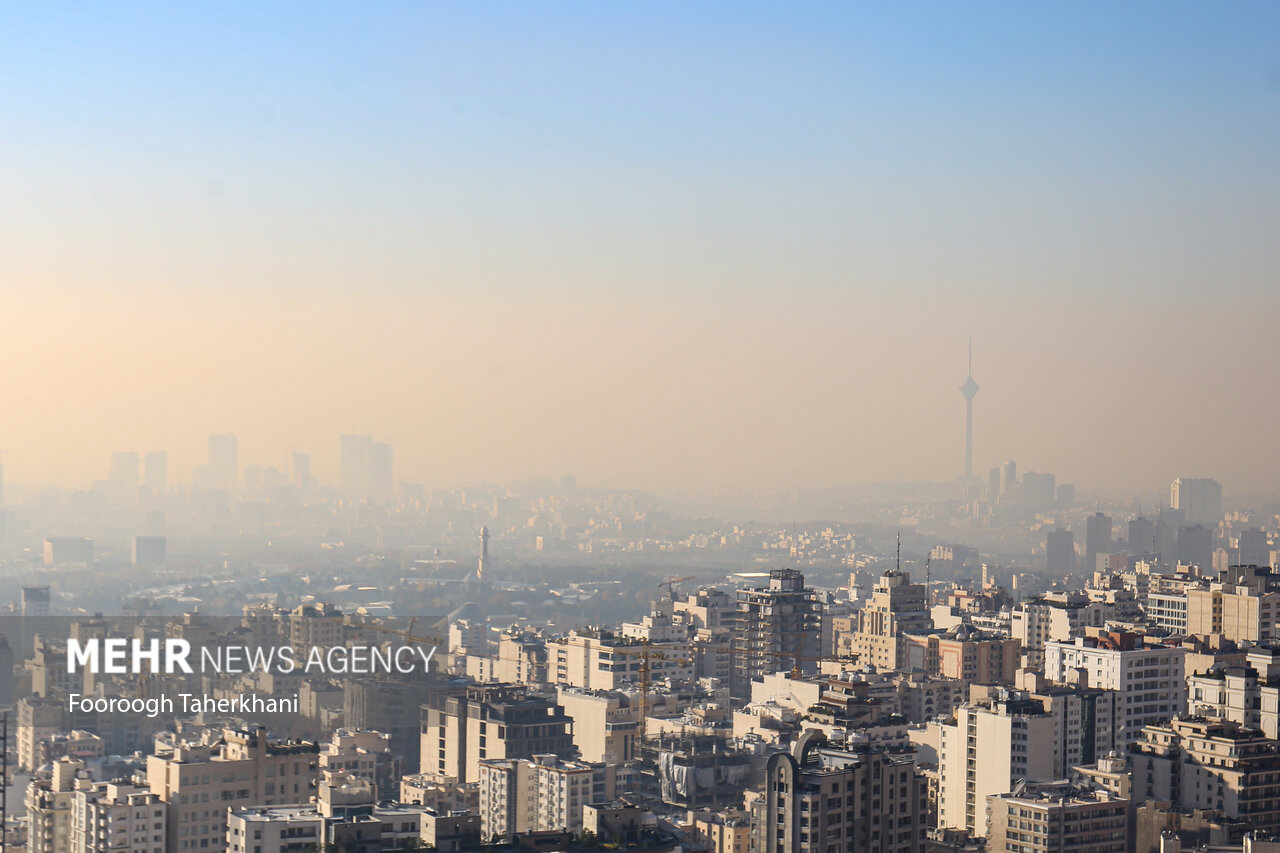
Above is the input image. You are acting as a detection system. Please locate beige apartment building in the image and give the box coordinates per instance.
[70,780,167,853]
[548,628,692,691]
[145,726,319,853]
[1185,566,1280,643]
[27,759,87,853]
[934,694,1058,838]
[556,685,640,764]
[846,570,930,672]
[900,624,1021,683]
[1044,632,1187,743]
[1131,717,1280,836]
[478,754,615,841]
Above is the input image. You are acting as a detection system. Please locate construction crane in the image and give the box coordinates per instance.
[608,640,691,741]
[660,576,694,599]
[353,618,445,650]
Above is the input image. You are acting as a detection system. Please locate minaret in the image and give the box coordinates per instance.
[959,338,979,493]
[478,526,490,581]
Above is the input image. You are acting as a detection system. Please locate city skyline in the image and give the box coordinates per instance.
[5,3,1279,494]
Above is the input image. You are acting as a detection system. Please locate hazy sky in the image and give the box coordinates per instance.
[4,3,1279,496]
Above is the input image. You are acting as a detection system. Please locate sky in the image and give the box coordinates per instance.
[3,3,1279,498]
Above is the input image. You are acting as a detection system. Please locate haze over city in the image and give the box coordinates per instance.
[5,2,1280,498]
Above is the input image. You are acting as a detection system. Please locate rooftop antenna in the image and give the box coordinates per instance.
[925,555,931,602]
[896,533,901,573]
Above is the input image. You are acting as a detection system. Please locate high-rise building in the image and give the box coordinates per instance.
[1045,528,1075,574]
[934,694,1058,837]
[999,460,1017,501]
[419,683,575,783]
[1085,512,1112,573]
[289,602,344,659]
[547,628,691,691]
[1237,527,1271,568]
[988,467,1001,502]
[340,434,395,501]
[986,781,1128,853]
[733,569,821,696]
[27,758,87,853]
[291,451,312,489]
[132,536,167,568]
[1004,672,1123,779]
[1171,477,1223,527]
[144,451,167,494]
[207,433,238,489]
[1044,633,1187,744]
[1185,565,1280,643]
[1022,471,1056,514]
[1176,524,1214,571]
[845,569,930,673]
[1128,516,1156,553]
[71,780,167,853]
[555,687,639,765]
[756,730,926,853]
[43,537,94,566]
[1056,483,1076,508]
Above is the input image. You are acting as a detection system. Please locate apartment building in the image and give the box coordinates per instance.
[419,683,575,783]
[1130,717,1280,835]
[934,694,1057,838]
[548,629,692,691]
[985,781,1127,853]
[478,754,615,841]
[145,727,319,853]
[1044,632,1187,743]
[70,781,167,853]
[755,730,926,853]
[735,570,822,695]
[1187,647,1280,738]
[900,624,1020,683]
[27,759,87,853]
[845,570,930,673]
[555,686,640,764]
[1010,592,1116,667]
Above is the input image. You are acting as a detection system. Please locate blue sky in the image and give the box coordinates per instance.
[3,3,1279,493]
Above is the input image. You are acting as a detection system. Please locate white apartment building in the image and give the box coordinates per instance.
[1010,592,1116,666]
[226,805,325,853]
[70,781,167,853]
[1044,633,1187,743]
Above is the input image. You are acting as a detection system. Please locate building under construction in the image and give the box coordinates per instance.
[732,570,820,700]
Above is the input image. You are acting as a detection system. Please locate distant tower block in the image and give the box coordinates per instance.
[478,526,491,581]
[959,339,980,491]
